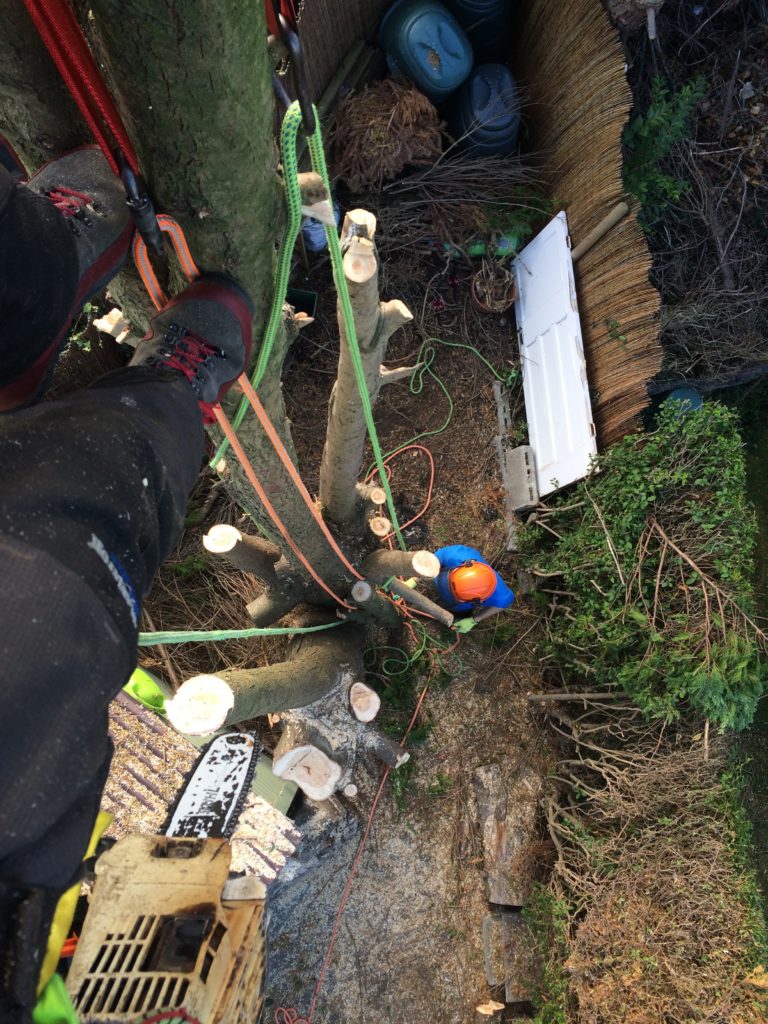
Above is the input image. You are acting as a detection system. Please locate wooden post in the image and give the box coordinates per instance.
[571,201,629,262]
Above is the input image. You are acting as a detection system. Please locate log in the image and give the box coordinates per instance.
[473,763,543,906]
[171,625,363,729]
[349,681,381,722]
[272,722,343,801]
[362,549,440,583]
[369,487,387,506]
[164,674,235,736]
[203,524,281,586]
[386,579,455,628]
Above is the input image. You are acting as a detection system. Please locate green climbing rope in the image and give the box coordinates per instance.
[368,334,517,477]
[210,102,305,468]
[138,620,343,646]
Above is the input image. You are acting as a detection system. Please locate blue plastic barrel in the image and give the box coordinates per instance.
[379,0,473,103]
[448,64,521,155]
[443,0,512,62]
[667,387,703,412]
[302,201,341,252]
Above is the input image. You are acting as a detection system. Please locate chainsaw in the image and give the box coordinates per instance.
[65,732,268,1024]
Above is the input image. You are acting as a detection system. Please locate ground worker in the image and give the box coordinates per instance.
[0,145,254,1024]
[434,544,515,631]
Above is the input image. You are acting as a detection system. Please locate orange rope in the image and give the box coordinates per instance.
[133,214,200,310]
[237,374,363,581]
[213,405,353,610]
[368,444,436,545]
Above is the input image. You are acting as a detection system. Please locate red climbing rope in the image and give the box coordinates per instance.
[368,443,437,545]
[21,0,139,175]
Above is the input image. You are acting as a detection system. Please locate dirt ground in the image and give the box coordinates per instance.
[264,645,551,1024]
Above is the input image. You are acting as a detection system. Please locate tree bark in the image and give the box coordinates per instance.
[0,2,89,170]
[219,624,364,725]
[319,209,413,526]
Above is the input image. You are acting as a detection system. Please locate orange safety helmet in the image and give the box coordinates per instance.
[448,561,496,603]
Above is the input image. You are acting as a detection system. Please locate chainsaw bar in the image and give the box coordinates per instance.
[164,732,259,839]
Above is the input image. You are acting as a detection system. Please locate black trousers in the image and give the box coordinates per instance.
[0,168,205,1017]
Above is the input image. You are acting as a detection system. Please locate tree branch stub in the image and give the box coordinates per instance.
[203,524,282,587]
[363,549,441,583]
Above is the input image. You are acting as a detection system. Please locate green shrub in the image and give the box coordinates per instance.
[519,401,767,729]
[623,75,705,226]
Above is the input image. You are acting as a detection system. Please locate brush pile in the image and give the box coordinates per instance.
[332,78,444,191]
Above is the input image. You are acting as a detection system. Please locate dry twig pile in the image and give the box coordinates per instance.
[332,78,444,191]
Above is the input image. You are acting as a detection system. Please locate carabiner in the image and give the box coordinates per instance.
[117,152,165,257]
[277,13,316,136]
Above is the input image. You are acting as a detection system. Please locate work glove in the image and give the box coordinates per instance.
[452,617,477,634]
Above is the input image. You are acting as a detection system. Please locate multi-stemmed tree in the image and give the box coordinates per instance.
[0,0,447,798]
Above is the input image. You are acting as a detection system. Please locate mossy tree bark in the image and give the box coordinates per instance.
[0,3,89,169]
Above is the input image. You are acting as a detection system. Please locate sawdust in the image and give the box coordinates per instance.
[264,645,552,1023]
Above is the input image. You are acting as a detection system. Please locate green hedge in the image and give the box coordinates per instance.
[520,401,767,729]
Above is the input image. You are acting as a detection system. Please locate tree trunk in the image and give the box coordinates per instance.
[1,3,434,788]
[85,0,344,596]
[220,624,363,724]
[319,209,413,526]
[0,3,89,170]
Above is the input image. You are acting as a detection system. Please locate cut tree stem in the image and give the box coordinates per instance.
[362,549,440,582]
[214,624,363,724]
[204,524,281,587]
[319,208,413,526]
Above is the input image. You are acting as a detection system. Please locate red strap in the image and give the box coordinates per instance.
[22,0,139,175]
[264,0,297,36]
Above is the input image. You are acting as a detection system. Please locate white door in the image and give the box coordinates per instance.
[513,212,596,497]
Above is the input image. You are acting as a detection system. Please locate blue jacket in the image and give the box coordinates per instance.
[433,544,515,613]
